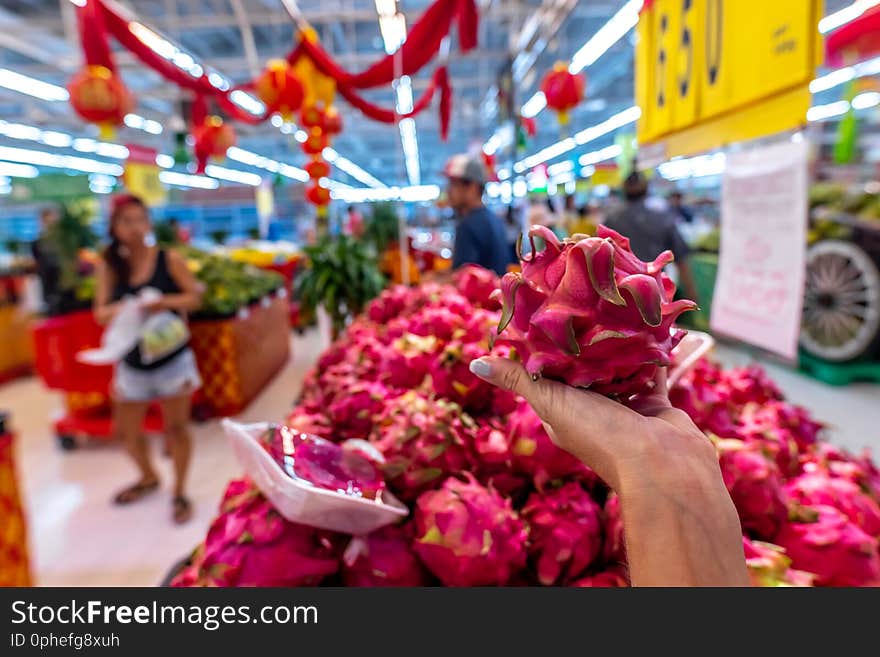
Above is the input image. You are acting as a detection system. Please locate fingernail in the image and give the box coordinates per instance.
[469,358,492,378]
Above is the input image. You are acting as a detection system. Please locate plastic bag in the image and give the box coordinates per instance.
[140,311,189,365]
[669,330,715,389]
[223,419,408,535]
[76,290,158,365]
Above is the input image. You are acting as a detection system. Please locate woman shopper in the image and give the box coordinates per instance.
[93,195,203,524]
[468,357,749,586]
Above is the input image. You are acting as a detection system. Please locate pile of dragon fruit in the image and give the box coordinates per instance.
[173,227,880,587]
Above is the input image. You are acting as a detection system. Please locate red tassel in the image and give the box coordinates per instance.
[76,0,116,71]
[457,0,479,52]
[437,67,451,141]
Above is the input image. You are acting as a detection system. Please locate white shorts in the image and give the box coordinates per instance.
[113,349,202,403]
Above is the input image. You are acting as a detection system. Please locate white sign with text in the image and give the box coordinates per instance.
[710,139,808,361]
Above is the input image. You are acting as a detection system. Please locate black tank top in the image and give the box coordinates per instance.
[112,249,187,371]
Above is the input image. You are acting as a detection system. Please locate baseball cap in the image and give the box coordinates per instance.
[443,154,488,185]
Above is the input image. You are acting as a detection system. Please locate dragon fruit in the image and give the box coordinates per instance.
[603,493,626,565]
[342,524,427,587]
[717,365,783,406]
[495,225,696,398]
[413,475,528,586]
[472,422,530,497]
[716,439,788,540]
[369,391,477,499]
[429,340,494,412]
[570,566,630,587]
[327,381,390,439]
[173,482,340,587]
[407,306,466,342]
[669,359,739,437]
[742,537,814,587]
[784,473,880,537]
[454,264,502,310]
[522,482,603,585]
[774,504,880,586]
[380,333,438,389]
[285,407,334,440]
[738,402,822,477]
[460,308,501,344]
[507,400,595,489]
[260,425,386,500]
[367,285,412,323]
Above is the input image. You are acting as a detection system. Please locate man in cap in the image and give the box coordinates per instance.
[444,154,512,276]
[606,171,699,302]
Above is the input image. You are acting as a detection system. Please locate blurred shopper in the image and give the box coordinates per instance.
[444,154,511,276]
[505,204,522,263]
[562,194,579,234]
[31,206,61,313]
[607,172,699,302]
[668,191,694,224]
[93,195,203,524]
[346,205,365,238]
[527,194,552,228]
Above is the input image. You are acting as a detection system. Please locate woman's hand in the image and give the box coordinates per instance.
[469,357,749,587]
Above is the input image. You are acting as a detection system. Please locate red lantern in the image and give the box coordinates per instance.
[306,182,331,207]
[68,65,133,138]
[254,59,304,120]
[323,106,343,136]
[301,128,328,156]
[193,115,236,173]
[305,158,331,180]
[300,104,325,130]
[540,62,585,126]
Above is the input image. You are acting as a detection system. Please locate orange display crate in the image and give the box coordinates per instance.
[0,424,31,587]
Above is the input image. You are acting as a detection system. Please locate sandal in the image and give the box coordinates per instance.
[113,479,159,506]
[172,496,193,524]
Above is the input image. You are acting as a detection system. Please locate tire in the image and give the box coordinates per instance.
[800,240,880,362]
[58,435,77,451]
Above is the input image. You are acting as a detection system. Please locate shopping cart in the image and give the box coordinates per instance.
[30,310,164,449]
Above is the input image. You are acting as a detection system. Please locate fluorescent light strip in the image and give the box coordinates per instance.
[323,147,386,188]
[327,181,439,203]
[159,171,218,189]
[807,100,852,121]
[810,55,880,93]
[124,113,163,135]
[579,144,622,167]
[570,0,642,74]
[226,146,308,181]
[205,164,262,186]
[0,162,39,178]
[521,92,547,119]
[0,145,123,176]
[819,0,880,33]
[657,153,727,181]
[0,68,69,101]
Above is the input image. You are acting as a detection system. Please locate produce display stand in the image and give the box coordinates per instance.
[189,291,291,417]
[256,257,303,329]
[0,273,34,384]
[30,290,291,448]
[0,414,31,587]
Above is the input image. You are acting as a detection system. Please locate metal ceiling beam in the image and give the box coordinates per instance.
[230,0,261,77]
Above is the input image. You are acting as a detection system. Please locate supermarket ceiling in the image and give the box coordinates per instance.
[0,0,862,191]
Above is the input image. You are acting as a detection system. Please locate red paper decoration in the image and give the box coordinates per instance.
[301,129,329,156]
[323,106,343,136]
[305,159,331,180]
[300,104,325,130]
[67,65,133,138]
[540,62,585,126]
[193,115,236,173]
[254,59,305,120]
[306,182,331,207]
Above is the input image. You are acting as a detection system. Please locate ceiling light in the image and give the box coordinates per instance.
[159,170,218,189]
[0,68,69,102]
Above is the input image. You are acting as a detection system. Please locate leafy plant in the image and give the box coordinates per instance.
[48,200,98,291]
[154,221,179,246]
[295,234,386,338]
[209,229,229,245]
[4,239,22,255]
[247,227,261,240]
[363,202,399,254]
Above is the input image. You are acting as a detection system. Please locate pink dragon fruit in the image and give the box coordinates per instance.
[428,340,494,412]
[507,400,595,489]
[369,391,477,499]
[460,308,501,344]
[285,407,334,440]
[454,264,502,310]
[799,443,880,502]
[603,493,626,565]
[716,439,788,540]
[717,365,783,406]
[774,504,880,587]
[740,401,822,451]
[522,482,604,585]
[669,358,739,438]
[570,566,630,587]
[784,473,880,537]
[495,225,697,398]
[379,333,438,389]
[407,306,466,342]
[173,482,340,587]
[413,475,528,586]
[742,537,814,587]
[342,524,427,587]
[367,285,412,323]
[472,421,530,497]
[327,381,390,439]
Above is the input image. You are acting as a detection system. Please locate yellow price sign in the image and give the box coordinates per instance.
[637,0,824,156]
[124,162,166,207]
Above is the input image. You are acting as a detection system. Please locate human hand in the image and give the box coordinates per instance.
[469,356,749,586]
[468,357,716,495]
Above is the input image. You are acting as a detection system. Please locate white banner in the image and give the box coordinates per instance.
[710,140,808,361]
